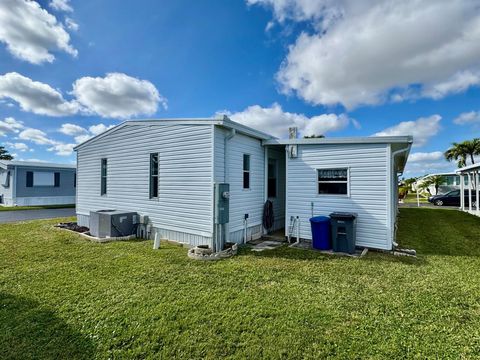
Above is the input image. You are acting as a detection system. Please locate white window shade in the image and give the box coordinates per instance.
[34,171,54,186]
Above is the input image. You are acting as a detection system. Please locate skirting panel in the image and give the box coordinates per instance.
[77,213,89,227]
[154,227,212,248]
[229,224,263,244]
[77,212,212,247]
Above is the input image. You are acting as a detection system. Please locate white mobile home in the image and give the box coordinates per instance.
[0,160,76,207]
[75,117,412,251]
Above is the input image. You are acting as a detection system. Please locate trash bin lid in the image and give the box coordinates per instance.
[309,216,330,223]
[329,212,357,220]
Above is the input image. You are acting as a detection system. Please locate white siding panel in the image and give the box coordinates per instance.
[287,143,390,250]
[76,124,213,243]
[226,132,265,234]
[214,127,265,241]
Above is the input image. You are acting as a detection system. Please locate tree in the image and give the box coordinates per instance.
[403,177,417,191]
[419,175,445,195]
[445,139,480,168]
[0,146,13,160]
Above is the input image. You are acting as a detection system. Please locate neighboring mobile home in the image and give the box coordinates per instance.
[0,160,76,206]
[75,117,412,251]
[413,172,464,195]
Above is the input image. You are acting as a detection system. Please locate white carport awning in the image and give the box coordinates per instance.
[456,164,480,215]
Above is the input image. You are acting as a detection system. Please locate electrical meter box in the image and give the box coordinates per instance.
[214,183,230,224]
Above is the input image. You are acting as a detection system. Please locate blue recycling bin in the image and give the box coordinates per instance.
[310,216,331,250]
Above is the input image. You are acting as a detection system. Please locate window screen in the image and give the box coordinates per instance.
[317,168,348,195]
[150,153,159,198]
[101,158,107,195]
[243,154,250,189]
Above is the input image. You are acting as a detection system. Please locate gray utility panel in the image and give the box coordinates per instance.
[214,183,230,224]
[89,210,138,238]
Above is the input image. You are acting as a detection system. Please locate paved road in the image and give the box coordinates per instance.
[0,208,76,223]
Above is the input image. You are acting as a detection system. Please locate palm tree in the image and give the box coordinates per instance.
[418,175,445,195]
[444,139,480,167]
[0,145,13,160]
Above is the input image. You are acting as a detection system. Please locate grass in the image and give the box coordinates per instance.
[403,193,429,204]
[0,204,75,211]
[1,209,480,359]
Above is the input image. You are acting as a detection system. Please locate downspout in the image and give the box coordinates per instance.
[12,165,17,205]
[223,128,236,245]
[391,143,412,248]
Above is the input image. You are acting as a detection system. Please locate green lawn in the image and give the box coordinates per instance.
[1,209,480,359]
[403,193,429,204]
[0,204,75,211]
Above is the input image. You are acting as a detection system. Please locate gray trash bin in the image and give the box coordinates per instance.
[330,212,357,254]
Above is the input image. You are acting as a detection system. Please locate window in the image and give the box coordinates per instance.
[150,153,159,198]
[74,173,76,188]
[268,158,277,198]
[26,171,33,187]
[243,154,250,189]
[54,172,60,187]
[101,158,107,195]
[448,190,460,197]
[317,168,349,195]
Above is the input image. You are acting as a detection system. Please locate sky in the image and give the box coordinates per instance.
[1,0,480,177]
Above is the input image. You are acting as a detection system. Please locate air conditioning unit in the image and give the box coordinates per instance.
[89,210,138,238]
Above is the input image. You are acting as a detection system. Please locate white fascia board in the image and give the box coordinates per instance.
[262,136,413,146]
[457,163,480,173]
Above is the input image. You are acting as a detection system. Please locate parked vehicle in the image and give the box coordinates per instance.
[428,190,477,207]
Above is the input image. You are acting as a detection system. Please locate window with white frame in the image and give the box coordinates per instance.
[149,153,159,198]
[317,168,349,195]
[243,154,250,189]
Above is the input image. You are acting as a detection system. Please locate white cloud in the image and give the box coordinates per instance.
[0,117,24,136]
[89,123,114,135]
[0,72,79,116]
[252,0,480,109]
[48,143,75,156]
[217,103,355,138]
[5,142,30,152]
[247,0,339,25]
[19,128,56,145]
[72,73,166,119]
[58,122,115,145]
[49,0,73,12]
[408,151,444,163]
[374,115,441,148]
[0,0,77,64]
[454,111,480,125]
[59,123,88,136]
[0,72,165,119]
[19,127,76,156]
[65,17,79,31]
[404,160,455,177]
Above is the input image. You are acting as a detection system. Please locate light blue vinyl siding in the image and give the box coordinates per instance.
[76,123,214,239]
[287,143,391,250]
[214,127,265,239]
